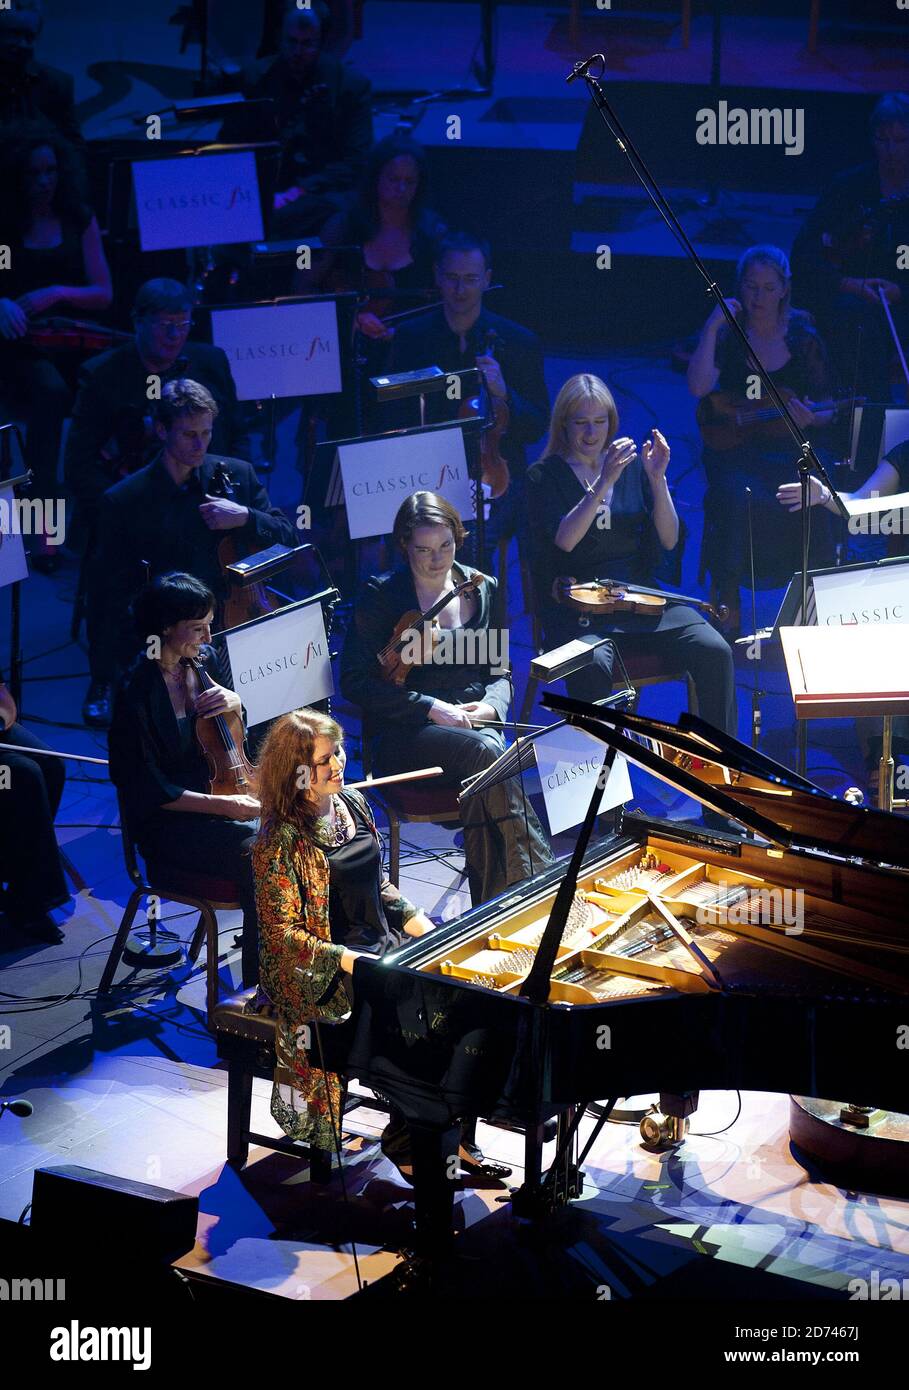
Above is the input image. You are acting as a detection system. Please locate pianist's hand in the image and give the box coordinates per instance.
[404,910,435,937]
[428,699,472,729]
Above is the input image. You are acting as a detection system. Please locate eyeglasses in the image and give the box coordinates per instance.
[440,274,484,290]
[148,319,192,336]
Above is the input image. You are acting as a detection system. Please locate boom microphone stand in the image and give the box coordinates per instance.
[567,55,849,776]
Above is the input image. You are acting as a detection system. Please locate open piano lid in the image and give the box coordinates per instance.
[543,693,909,871]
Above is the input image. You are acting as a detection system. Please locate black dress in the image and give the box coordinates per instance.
[107,647,260,985]
[0,211,90,495]
[526,453,737,736]
[700,312,838,588]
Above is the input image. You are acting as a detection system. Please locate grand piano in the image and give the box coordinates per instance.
[315,696,909,1251]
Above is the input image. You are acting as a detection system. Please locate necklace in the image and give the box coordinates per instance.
[324,796,349,847]
[159,660,186,688]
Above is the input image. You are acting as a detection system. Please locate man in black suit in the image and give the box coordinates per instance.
[390,231,550,568]
[66,278,252,724]
[86,380,293,728]
[0,1,83,156]
[240,0,372,237]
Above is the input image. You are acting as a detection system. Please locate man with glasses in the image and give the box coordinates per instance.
[791,92,909,399]
[389,231,549,571]
[0,0,83,159]
[65,279,250,727]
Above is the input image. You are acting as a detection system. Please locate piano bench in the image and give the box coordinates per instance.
[213,989,387,1180]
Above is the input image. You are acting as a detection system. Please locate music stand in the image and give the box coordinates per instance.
[780,623,909,811]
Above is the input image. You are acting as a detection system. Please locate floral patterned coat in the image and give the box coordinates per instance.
[251,788,417,1151]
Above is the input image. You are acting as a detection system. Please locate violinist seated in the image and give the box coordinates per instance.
[340,490,554,908]
[0,119,112,571]
[790,92,909,401]
[527,373,737,737]
[251,706,510,1182]
[389,231,549,567]
[686,244,840,631]
[0,667,69,947]
[107,573,261,987]
[292,134,446,338]
[291,134,446,436]
[87,378,294,730]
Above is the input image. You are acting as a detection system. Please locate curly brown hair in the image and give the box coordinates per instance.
[254,708,344,843]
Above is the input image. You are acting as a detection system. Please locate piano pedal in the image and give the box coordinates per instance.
[640,1091,700,1151]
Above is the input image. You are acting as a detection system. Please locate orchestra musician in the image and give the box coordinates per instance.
[87,379,294,729]
[251,706,510,1180]
[686,244,838,629]
[791,92,909,400]
[240,0,373,238]
[340,491,553,906]
[294,134,447,339]
[0,2,84,158]
[526,373,737,736]
[0,119,111,569]
[107,573,261,986]
[65,277,251,615]
[0,666,69,946]
[389,231,550,566]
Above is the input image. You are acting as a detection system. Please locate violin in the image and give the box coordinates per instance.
[378,573,485,684]
[26,316,133,353]
[696,387,859,452]
[555,577,728,624]
[209,462,280,630]
[459,328,510,500]
[189,657,257,797]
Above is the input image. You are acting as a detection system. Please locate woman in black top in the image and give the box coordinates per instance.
[687,244,838,623]
[107,573,261,985]
[341,491,553,906]
[527,373,737,736]
[0,667,68,944]
[0,120,112,567]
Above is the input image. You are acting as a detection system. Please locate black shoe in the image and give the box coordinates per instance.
[458,1140,512,1180]
[83,681,112,728]
[17,913,65,944]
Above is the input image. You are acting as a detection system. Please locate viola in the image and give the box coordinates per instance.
[378,573,485,684]
[208,462,280,630]
[189,657,257,797]
[458,328,510,500]
[555,577,727,625]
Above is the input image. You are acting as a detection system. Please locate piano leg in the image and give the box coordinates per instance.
[408,1118,462,1255]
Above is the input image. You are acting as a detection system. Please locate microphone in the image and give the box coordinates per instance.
[0,1099,33,1118]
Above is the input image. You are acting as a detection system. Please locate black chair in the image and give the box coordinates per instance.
[99,792,242,1025]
